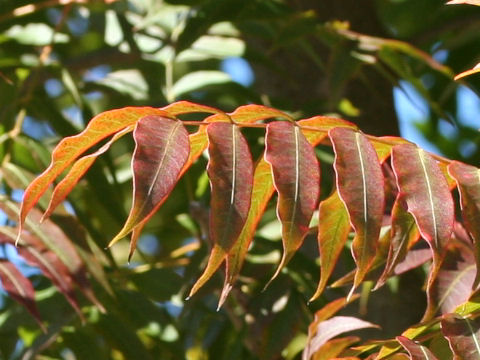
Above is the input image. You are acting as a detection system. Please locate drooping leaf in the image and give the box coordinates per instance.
[448,161,480,287]
[220,116,355,306]
[302,316,379,360]
[42,126,134,221]
[396,336,439,360]
[376,198,420,289]
[310,190,350,301]
[393,248,432,275]
[108,116,190,253]
[188,122,253,297]
[391,144,454,258]
[0,228,84,319]
[0,259,44,331]
[329,127,384,295]
[19,107,169,237]
[429,241,476,316]
[310,337,361,360]
[265,120,321,282]
[391,144,455,319]
[441,314,480,360]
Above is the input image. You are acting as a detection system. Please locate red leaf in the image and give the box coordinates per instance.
[42,126,133,220]
[19,107,169,238]
[329,127,384,295]
[265,121,320,282]
[303,316,379,360]
[310,190,350,301]
[219,116,352,306]
[429,241,476,316]
[396,336,439,360]
[188,122,253,297]
[391,144,455,320]
[0,259,44,331]
[108,116,190,254]
[441,314,480,360]
[448,161,480,287]
[376,198,420,289]
[391,144,454,257]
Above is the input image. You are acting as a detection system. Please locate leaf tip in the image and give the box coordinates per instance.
[217,282,233,310]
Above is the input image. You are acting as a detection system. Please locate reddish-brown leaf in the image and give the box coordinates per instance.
[19,107,169,238]
[303,316,379,360]
[429,241,476,316]
[188,122,253,297]
[441,314,480,360]
[329,127,384,295]
[42,126,133,221]
[391,144,454,320]
[0,259,44,331]
[391,144,454,257]
[108,116,190,251]
[376,198,420,289]
[448,161,480,287]
[396,336,439,360]
[310,190,350,301]
[0,227,84,318]
[219,116,353,306]
[265,121,320,282]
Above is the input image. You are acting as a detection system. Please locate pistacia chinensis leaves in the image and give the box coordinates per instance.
[14,101,480,357]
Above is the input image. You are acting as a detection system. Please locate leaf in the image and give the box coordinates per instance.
[448,161,480,287]
[429,241,476,316]
[19,106,170,239]
[311,337,360,360]
[302,316,379,360]
[0,228,84,319]
[310,190,350,301]
[108,116,190,255]
[42,126,134,221]
[188,122,253,297]
[447,0,480,6]
[441,314,480,360]
[391,144,454,256]
[391,144,455,320]
[219,115,353,306]
[265,121,321,283]
[172,70,232,97]
[0,259,44,331]
[376,198,420,289]
[453,63,480,80]
[396,336,439,360]
[329,127,384,295]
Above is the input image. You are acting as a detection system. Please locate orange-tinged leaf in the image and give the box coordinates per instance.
[161,100,227,117]
[18,107,169,239]
[310,190,350,301]
[391,144,454,320]
[376,198,420,289]
[42,126,134,221]
[228,104,294,123]
[329,128,384,296]
[109,116,190,248]
[310,337,361,360]
[448,161,480,287]
[0,259,45,331]
[396,336,439,360]
[441,314,480,360]
[454,63,480,80]
[188,123,253,297]
[447,0,480,6]
[265,121,321,282]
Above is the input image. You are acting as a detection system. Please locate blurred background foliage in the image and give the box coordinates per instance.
[0,0,479,359]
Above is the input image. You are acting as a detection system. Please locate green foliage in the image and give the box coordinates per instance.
[1,0,480,359]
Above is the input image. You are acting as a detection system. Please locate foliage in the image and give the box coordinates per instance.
[1,0,480,359]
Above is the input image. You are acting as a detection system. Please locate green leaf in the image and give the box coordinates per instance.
[172,71,232,98]
[188,122,253,297]
[329,127,384,296]
[109,116,190,259]
[310,190,350,301]
[265,121,321,283]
